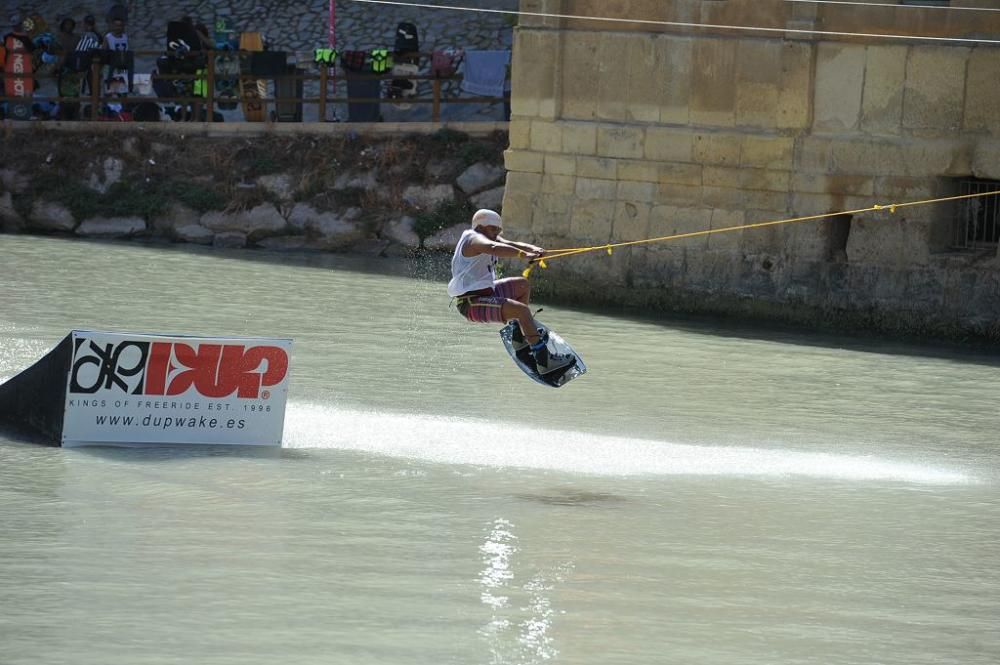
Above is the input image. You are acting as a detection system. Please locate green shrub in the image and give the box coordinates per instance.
[102,182,168,219]
[21,176,225,221]
[171,182,226,212]
[34,175,102,220]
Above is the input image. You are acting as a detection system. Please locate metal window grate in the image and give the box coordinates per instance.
[953,179,1000,249]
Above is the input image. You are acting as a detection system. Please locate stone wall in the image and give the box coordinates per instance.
[0,125,508,257]
[503,0,1000,340]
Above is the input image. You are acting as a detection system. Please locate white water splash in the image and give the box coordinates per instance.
[282,402,973,484]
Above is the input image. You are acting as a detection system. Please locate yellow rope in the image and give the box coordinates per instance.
[522,190,1000,278]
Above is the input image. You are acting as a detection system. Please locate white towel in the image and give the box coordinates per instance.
[461,50,510,98]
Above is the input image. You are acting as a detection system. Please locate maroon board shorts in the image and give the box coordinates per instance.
[455,277,521,324]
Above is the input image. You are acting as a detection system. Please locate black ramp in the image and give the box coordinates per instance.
[0,334,72,445]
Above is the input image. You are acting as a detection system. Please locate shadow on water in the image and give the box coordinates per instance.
[75,236,453,282]
[514,488,627,507]
[566,299,1000,368]
[36,236,1000,368]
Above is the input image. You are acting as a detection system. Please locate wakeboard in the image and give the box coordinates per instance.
[387,61,419,110]
[499,321,586,388]
[215,51,240,110]
[3,32,33,120]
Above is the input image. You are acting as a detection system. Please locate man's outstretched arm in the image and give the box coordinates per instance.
[465,234,541,260]
[496,235,544,256]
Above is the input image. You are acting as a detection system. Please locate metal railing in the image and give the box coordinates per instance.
[0,49,507,123]
[954,179,1000,249]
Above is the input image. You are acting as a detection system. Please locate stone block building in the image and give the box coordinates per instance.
[502,0,1000,338]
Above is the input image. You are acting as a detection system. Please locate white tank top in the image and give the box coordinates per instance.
[105,32,129,51]
[447,229,497,297]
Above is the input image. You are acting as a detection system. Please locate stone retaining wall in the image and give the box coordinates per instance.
[0,125,507,258]
[503,0,1000,342]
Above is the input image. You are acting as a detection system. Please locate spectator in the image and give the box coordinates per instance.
[76,14,101,51]
[30,20,60,82]
[75,14,102,97]
[103,17,128,52]
[106,3,128,25]
[181,16,213,51]
[53,18,81,119]
[102,17,130,112]
[55,18,79,67]
[194,21,213,51]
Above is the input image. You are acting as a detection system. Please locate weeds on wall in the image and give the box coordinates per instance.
[19,173,225,220]
[3,130,504,227]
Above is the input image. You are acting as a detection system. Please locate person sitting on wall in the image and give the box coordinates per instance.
[102,16,131,111]
[54,18,83,119]
[73,14,101,95]
[447,208,575,376]
[102,16,129,63]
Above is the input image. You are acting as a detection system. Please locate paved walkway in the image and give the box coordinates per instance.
[13,0,519,121]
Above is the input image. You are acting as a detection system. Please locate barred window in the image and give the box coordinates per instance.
[953,179,1000,250]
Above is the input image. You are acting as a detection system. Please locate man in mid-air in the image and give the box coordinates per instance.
[448,209,575,375]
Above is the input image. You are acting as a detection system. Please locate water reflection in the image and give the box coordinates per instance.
[477,517,571,664]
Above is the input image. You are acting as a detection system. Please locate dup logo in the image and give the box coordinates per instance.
[70,338,289,398]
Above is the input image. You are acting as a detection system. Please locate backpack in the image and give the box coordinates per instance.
[394,22,418,54]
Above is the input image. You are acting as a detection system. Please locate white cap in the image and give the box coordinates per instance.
[471,208,502,229]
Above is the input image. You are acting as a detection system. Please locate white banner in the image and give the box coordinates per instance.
[62,331,292,447]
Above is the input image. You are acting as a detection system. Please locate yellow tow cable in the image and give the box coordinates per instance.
[523,190,1000,278]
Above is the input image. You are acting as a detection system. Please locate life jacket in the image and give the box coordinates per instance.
[193,68,207,97]
[431,48,462,78]
[313,48,337,66]
[370,48,392,73]
[341,50,367,72]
